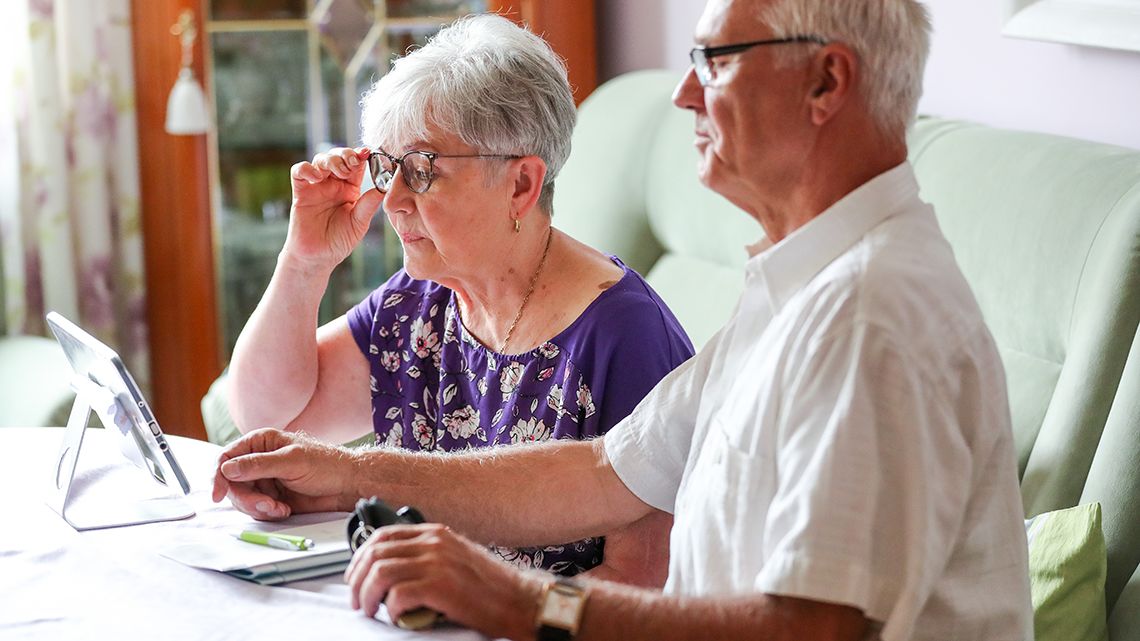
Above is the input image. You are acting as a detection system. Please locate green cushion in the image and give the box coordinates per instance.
[1027,502,1108,641]
[201,371,242,446]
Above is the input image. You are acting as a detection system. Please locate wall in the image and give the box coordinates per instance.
[596,0,701,81]
[919,1,1140,150]
[596,0,1140,150]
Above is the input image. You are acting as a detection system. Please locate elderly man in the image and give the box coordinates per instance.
[213,1,1033,640]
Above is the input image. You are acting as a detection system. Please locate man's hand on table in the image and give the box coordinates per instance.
[345,522,544,640]
[212,428,361,519]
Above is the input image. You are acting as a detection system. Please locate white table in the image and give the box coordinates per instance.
[0,428,486,641]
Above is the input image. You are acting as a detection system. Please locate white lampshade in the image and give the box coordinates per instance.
[164,68,209,135]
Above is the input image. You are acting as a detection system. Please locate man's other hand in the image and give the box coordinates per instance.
[344,523,542,640]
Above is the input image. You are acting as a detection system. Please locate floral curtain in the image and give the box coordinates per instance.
[0,0,149,382]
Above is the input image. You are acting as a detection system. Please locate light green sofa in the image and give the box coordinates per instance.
[0,334,75,427]
[555,70,1140,639]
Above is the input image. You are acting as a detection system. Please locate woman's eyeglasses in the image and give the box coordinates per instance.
[368,149,523,194]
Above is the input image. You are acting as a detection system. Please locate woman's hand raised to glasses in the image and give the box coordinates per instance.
[285,147,386,274]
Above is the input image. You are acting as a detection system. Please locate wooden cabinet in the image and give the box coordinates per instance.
[490,0,598,104]
[130,0,217,440]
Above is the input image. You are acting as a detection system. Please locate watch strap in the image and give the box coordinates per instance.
[535,577,587,641]
[536,624,573,641]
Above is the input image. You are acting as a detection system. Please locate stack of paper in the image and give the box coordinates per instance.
[161,518,352,585]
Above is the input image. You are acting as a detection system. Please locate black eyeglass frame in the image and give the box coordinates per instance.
[689,35,827,87]
[368,148,523,194]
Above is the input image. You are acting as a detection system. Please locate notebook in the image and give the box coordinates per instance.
[160,517,352,585]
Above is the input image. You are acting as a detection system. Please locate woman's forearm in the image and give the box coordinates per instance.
[582,511,672,589]
[228,251,334,433]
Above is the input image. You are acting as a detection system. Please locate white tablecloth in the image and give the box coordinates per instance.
[0,428,487,641]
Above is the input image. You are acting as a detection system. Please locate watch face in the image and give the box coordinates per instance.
[540,583,586,632]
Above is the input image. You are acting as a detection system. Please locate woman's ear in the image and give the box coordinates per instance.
[508,156,547,223]
[807,43,858,126]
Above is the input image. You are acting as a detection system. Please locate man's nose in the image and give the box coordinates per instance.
[672,66,704,111]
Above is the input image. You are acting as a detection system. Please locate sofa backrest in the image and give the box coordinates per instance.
[553,71,758,349]
[555,69,1140,637]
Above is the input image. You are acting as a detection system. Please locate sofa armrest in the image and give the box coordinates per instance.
[0,336,75,427]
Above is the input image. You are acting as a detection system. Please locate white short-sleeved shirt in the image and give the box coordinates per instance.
[605,163,1033,641]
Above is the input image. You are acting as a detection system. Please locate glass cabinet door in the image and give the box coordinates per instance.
[206,0,486,360]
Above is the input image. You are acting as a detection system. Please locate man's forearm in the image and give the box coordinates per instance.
[509,581,867,641]
[229,252,332,432]
[351,438,651,546]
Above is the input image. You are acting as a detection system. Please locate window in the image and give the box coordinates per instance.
[207,0,485,359]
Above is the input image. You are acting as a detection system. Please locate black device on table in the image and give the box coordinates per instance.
[346,497,441,630]
[347,497,589,640]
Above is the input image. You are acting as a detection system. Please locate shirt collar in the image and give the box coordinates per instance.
[744,161,921,311]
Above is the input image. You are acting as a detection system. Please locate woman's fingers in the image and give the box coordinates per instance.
[290,147,366,185]
[352,188,385,227]
[314,148,365,180]
[315,155,349,179]
[291,160,326,184]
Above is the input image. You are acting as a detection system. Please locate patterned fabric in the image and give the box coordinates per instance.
[348,256,694,575]
[0,0,148,380]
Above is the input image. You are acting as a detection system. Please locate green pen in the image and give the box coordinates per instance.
[236,530,315,551]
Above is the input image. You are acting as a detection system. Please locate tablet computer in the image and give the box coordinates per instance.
[46,311,191,495]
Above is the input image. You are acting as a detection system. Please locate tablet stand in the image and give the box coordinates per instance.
[47,376,195,531]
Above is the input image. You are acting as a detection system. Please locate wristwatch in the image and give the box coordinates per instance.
[536,577,588,641]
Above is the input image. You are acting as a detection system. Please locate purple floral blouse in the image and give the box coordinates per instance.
[347,257,694,576]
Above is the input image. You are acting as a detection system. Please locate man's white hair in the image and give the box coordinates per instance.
[359,14,576,213]
[761,0,932,141]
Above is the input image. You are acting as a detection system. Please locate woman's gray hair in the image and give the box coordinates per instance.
[359,14,576,214]
[761,0,931,143]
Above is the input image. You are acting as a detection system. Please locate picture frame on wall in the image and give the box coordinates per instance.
[1003,0,1140,53]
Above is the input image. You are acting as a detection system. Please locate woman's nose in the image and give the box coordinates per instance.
[381,173,413,215]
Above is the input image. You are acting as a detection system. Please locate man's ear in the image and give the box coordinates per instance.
[508,155,547,221]
[807,43,858,126]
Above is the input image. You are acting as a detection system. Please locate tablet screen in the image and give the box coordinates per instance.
[46,312,191,495]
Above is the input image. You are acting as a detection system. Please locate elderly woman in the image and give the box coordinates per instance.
[226,15,693,583]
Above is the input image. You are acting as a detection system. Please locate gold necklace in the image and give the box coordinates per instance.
[499,230,553,354]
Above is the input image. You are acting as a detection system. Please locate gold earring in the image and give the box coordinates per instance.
[514,219,521,233]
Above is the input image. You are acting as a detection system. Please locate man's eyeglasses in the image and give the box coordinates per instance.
[368,148,522,194]
[689,35,826,87]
